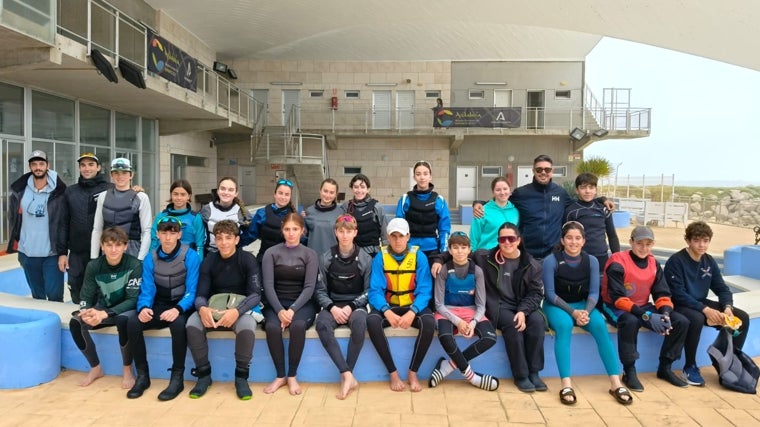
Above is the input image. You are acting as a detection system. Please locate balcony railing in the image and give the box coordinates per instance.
[290,105,650,134]
[55,0,261,128]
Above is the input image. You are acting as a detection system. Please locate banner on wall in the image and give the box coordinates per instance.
[147,30,198,92]
[433,107,522,128]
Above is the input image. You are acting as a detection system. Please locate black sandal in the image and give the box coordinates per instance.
[609,387,634,405]
[559,387,577,405]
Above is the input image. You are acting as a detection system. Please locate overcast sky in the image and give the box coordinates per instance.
[584,38,760,187]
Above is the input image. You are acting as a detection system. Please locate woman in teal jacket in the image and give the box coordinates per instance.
[469,177,518,251]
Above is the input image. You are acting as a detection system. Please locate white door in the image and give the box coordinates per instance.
[372,90,391,130]
[517,166,533,188]
[237,166,256,205]
[494,89,512,107]
[456,166,477,206]
[282,89,300,128]
[397,90,415,129]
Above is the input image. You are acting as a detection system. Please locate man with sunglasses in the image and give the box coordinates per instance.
[7,150,67,301]
[57,153,109,304]
[474,155,611,261]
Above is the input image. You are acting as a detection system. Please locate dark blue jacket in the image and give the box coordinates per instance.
[510,178,570,259]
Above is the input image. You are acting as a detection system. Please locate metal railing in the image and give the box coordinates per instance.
[292,105,650,133]
[55,0,259,127]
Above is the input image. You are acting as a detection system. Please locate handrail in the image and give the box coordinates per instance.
[56,0,257,127]
[291,105,651,133]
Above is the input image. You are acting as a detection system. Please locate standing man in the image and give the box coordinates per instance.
[58,153,109,304]
[7,150,67,301]
[91,157,152,260]
[474,155,613,260]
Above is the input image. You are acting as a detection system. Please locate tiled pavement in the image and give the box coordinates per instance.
[2,363,760,426]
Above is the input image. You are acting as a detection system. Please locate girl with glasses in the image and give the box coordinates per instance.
[261,213,319,396]
[151,179,206,259]
[341,174,387,257]
[470,176,519,251]
[395,161,451,262]
[542,221,632,405]
[304,178,345,258]
[200,177,249,253]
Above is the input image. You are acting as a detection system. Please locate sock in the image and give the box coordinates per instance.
[463,365,499,391]
[429,358,456,388]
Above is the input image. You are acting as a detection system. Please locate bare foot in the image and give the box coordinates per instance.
[336,371,358,400]
[408,370,422,392]
[122,365,135,389]
[389,371,406,392]
[287,376,302,395]
[79,365,104,387]
[263,377,287,394]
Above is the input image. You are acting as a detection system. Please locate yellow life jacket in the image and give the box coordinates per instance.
[381,246,418,307]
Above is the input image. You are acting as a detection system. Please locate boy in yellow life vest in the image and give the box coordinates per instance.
[367,217,435,392]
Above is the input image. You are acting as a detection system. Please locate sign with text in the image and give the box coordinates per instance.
[147,30,198,92]
[433,107,522,128]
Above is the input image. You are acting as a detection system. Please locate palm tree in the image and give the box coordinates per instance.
[576,156,613,177]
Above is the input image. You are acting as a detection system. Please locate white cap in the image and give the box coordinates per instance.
[386,217,410,236]
[110,157,132,172]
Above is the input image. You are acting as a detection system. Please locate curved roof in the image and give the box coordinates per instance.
[146,0,760,70]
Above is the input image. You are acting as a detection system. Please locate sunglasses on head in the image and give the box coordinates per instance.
[534,167,553,174]
[277,179,293,188]
[451,231,468,237]
[337,214,356,223]
[498,235,519,244]
[158,216,183,228]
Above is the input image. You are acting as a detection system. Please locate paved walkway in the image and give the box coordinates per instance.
[2,363,760,426]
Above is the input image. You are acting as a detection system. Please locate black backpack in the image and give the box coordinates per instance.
[707,327,760,394]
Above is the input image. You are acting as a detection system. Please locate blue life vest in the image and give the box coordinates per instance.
[444,260,476,307]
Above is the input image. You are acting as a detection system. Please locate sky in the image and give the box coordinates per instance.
[583,38,760,187]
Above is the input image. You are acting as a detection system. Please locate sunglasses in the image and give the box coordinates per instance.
[277,179,293,188]
[498,235,519,244]
[451,231,468,237]
[158,216,183,228]
[534,167,553,174]
[337,214,356,223]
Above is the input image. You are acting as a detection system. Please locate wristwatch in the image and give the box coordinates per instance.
[641,311,652,321]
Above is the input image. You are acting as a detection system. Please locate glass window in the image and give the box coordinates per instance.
[481,166,502,177]
[468,90,485,100]
[343,166,361,175]
[141,118,156,152]
[141,152,155,208]
[425,90,441,98]
[32,91,75,141]
[344,90,360,99]
[80,103,110,146]
[555,90,571,99]
[0,81,24,136]
[309,90,324,98]
[54,142,77,185]
[115,112,137,150]
[79,145,111,172]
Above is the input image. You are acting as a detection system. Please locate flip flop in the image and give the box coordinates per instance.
[609,387,634,405]
[559,387,577,405]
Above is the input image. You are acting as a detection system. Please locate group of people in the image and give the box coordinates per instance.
[7,151,751,403]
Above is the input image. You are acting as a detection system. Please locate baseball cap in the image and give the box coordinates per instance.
[631,226,655,242]
[110,157,132,172]
[386,217,410,236]
[77,152,100,164]
[28,150,47,162]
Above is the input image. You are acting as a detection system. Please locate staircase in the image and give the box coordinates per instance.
[254,125,327,208]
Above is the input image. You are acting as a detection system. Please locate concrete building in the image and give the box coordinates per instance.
[1,0,756,244]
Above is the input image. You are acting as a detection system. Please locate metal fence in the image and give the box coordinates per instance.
[673,196,760,228]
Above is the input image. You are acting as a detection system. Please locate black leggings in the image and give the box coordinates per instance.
[366,306,435,373]
[69,310,135,368]
[315,307,368,373]
[263,300,317,377]
[437,319,497,372]
[127,303,190,371]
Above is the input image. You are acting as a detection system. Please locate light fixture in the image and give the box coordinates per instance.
[569,127,587,141]
[227,68,238,80]
[270,81,303,86]
[118,58,146,89]
[213,61,228,73]
[474,82,507,85]
[365,83,397,87]
[592,128,609,137]
[90,49,118,83]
